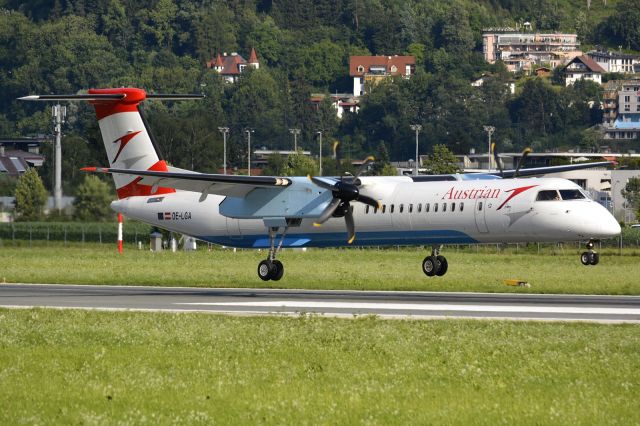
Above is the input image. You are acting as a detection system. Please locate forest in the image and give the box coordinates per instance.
[1,0,639,194]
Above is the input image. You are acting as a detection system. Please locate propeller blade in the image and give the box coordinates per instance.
[355,156,375,178]
[356,194,380,209]
[514,147,532,178]
[308,175,336,191]
[492,142,504,177]
[314,197,342,226]
[345,206,356,244]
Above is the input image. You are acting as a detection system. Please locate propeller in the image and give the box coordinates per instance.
[514,147,532,178]
[308,156,378,244]
[491,142,504,177]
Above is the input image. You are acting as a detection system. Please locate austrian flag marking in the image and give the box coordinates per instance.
[157,212,171,220]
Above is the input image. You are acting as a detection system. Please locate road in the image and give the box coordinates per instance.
[1,283,639,323]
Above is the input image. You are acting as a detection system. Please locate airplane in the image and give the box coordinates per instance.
[20,88,621,281]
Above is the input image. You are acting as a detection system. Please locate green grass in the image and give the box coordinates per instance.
[1,243,640,294]
[0,308,637,424]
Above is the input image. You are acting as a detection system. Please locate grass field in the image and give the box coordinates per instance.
[0,308,638,424]
[1,243,639,294]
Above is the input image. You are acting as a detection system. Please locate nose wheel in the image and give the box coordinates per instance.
[422,246,448,277]
[580,240,599,266]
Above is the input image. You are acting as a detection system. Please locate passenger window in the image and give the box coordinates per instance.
[374,206,378,214]
[442,203,447,212]
[382,205,386,213]
[434,203,438,213]
[399,204,404,213]
[559,189,585,200]
[417,203,422,213]
[460,202,464,212]
[426,203,430,213]
[366,205,370,214]
[409,204,413,213]
[536,190,560,201]
[451,202,456,212]
[391,204,395,213]
[478,202,483,211]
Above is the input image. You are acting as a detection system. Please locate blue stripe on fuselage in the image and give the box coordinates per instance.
[197,229,478,248]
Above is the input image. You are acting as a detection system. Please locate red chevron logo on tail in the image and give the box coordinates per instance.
[112,131,142,163]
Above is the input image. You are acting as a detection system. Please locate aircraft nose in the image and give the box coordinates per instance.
[599,215,621,238]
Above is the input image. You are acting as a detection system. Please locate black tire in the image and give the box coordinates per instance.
[580,252,590,266]
[422,256,438,277]
[590,252,600,266]
[435,255,448,276]
[271,260,284,281]
[258,260,272,281]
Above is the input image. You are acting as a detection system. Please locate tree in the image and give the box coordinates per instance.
[73,175,114,222]
[621,177,640,219]
[14,168,48,221]
[423,144,460,174]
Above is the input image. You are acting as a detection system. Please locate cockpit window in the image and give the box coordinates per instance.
[559,189,586,200]
[536,190,560,201]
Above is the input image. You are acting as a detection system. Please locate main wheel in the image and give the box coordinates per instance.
[258,260,273,281]
[589,252,600,265]
[435,255,448,276]
[422,256,438,277]
[271,260,284,281]
[580,252,590,266]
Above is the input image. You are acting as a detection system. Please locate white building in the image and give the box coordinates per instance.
[587,50,640,74]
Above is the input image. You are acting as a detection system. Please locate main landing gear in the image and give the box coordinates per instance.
[257,226,288,281]
[580,240,600,266]
[422,246,448,277]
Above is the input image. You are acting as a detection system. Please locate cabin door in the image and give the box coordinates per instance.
[474,198,489,233]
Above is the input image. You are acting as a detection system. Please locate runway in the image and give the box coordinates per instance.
[1,283,639,323]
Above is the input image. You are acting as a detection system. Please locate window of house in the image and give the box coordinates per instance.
[357,65,364,73]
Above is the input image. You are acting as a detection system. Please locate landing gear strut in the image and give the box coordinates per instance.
[580,240,599,266]
[422,246,448,277]
[257,226,288,281]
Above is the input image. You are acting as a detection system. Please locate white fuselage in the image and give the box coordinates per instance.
[111,176,620,248]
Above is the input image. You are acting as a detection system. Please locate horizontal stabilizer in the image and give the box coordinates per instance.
[19,93,203,102]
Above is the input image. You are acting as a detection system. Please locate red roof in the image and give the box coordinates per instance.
[567,55,606,73]
[349,55,416,77]
[248,47,259,64]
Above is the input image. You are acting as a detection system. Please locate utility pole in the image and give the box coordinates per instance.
[483,125,495,172]
[410,124,422,176]
[52,104,66,211]
[316,130,323,176]
[289,128,300,152]
[218,127,229,174]
[245,129,254,176]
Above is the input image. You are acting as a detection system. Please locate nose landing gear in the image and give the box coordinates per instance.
[580,240,599,266]
[422,246,448,277]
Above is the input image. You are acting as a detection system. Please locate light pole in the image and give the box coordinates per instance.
[289,128,300,152]
[52,104,66,211]
[316,130,323,175]
[245,129,254,176]
[410,124,422,176]
[218,127,229,174]
[483,125,495,172]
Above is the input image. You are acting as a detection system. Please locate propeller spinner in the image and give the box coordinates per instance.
[308,156,379,244]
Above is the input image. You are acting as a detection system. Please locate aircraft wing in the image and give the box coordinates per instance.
[496,161,613,178]
[82,167,291,197]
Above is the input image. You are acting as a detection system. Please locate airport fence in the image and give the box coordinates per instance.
[1,222,639,251]
[0,221,153,245]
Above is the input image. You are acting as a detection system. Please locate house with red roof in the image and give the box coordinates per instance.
[563,55,605,86]
[206,48,260,83]
[349,55,416,96]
